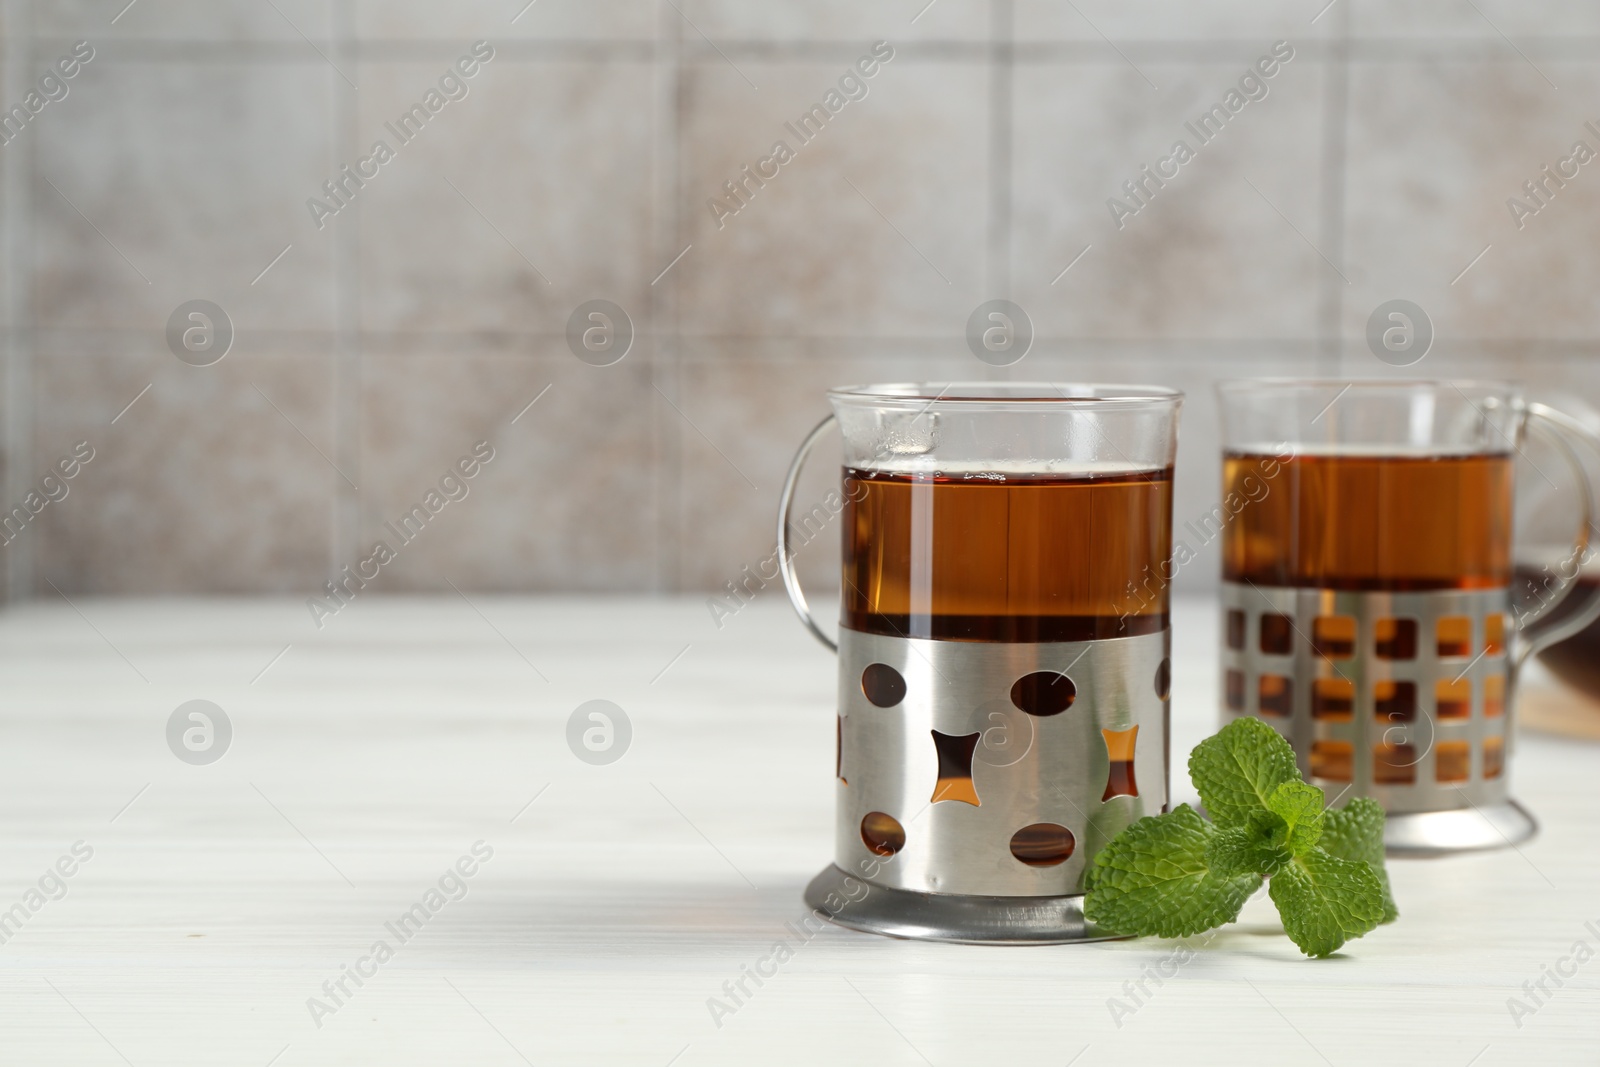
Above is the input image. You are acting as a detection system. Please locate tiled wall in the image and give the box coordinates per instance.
[3,0,1598,601]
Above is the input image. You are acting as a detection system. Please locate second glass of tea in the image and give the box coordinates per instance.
[777,382,1180,943]
[1217,379,1600,854]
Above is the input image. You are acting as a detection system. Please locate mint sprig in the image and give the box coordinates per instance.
[1082,805,1262,939]
[1084,717,1397,958]
[1320,793,1399,924]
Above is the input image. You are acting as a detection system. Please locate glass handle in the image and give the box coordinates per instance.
[776,414,839,653]
[1515,402,1600,663]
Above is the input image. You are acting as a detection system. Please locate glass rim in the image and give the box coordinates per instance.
[1216,377,1520,397]
[1217,377,1522,456]
[828,381,1184,410]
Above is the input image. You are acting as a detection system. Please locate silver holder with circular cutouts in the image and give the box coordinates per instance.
[1218,581,1535,855]
[804,627,1170,944]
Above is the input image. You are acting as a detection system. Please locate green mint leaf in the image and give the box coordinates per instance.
[1206,808,1292,877]
[1188,717,1301,829]
[1268,847,1385,957]
[1320,797,1398,923]
[1267,780,1325,856]
[1084,805,1262,939]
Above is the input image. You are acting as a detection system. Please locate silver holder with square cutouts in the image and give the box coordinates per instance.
[1218,581,1534,855]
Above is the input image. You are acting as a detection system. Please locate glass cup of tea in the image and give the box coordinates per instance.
[1216,379,1600,854]
[777,383,1181,943]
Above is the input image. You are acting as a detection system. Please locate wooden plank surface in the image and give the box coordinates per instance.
[0,596,1595,1066]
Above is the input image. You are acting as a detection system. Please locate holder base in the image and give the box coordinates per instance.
[802,865,1124,945]
[1383,800,1538,856]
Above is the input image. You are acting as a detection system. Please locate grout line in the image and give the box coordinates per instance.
[986,0,1014,304]
[27,328,1600,355]
[1060,1,1159,89]
[655,0,685,594]
[1314,2,1350,374]
[331,0,363,589]
[263,0,359,89]
[2,4,36,602]
[28,326,1600,367]
[28,37,1600,65]
[661,0,758,91]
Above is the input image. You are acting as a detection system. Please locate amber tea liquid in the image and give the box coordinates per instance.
[1222,451,1513,590]
[841,467,1173,642]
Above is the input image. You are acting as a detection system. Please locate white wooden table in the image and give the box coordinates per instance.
[0,595,1594,1066]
